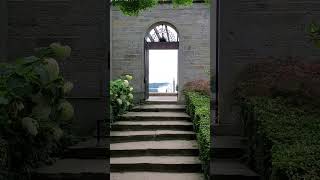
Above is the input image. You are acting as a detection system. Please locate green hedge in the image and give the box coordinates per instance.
[184,91,210,162]
[241,96,320,180]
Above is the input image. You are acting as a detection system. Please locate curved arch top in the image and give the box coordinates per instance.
[145,22,179,43]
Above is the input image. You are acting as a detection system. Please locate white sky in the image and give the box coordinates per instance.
[149,50,178,84]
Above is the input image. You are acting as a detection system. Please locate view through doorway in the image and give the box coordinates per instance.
[144,22,179,101]
[149,49,178,94]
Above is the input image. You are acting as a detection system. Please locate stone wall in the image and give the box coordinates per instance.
[111,3,211,102]
[218,0,320,133]
[7,0,109,136]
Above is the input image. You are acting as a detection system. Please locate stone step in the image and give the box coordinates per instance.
[112,120,193,131]
[210,159,260,180]
[120,112,190,121]
[111,140,199,157]
[111,130,196,143]
[145,101,178,105]
[131,104,186,112]
[111,172,204,180]
[32,159,108,180]
[111,156,202,173]
[212,123,242,136]
[211,136,247,159]
[63,138,109,159]
[145,97,178,105]
[149,93,177,96]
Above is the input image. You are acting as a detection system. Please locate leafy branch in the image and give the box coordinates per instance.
[111,0,209,16]
[307,22,320,48]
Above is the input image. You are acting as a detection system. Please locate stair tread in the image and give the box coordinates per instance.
[111,172,203,180]
[111,130,195,136]
[121,112,190,118]
[68,138,109,149]
[212,136,247,149]
[113,121,192,126]
[111,140,198,150]
[146,96,177,102]
[111,156,201,164]
[34,159,108,174]
[133,104,186,110]
[211,159,259,176]
[212,123,242,136]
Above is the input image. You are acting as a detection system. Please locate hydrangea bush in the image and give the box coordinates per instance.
[0,43,74,179]
[110,75,134,123]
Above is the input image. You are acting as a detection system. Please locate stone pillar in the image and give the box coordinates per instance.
[211,0,217,123]
[0,0,8,62]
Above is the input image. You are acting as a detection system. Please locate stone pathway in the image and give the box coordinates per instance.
[110,99,204,180]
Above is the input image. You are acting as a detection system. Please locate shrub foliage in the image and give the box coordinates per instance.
[0,43,74,179]
[235,58,320,101]
[110,75,134,123]
[236,59,320,180]
[111,0,210,16]
[241,97,320,180]
[183,79,210,96]
[184,90,210,178]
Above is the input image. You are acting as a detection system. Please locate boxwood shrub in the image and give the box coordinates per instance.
[184,91,210,177]
[241,96,320,180]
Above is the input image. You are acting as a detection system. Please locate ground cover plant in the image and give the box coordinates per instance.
[0,43,75,180]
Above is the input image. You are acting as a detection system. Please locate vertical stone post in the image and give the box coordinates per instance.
[211,0,218,123]
[0,0,8,62]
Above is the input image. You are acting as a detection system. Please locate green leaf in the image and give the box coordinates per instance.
[16,56,40,65]
[34,65,50,85]
[314,40,320,48]
[172,0,193,7]
[112,0,158,16]
[7,74,26,90]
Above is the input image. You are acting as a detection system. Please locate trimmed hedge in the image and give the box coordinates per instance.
[184,91,210,162]
[241,96,320,180]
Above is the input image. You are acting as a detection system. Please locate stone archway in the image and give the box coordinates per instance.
[144,22,180,100]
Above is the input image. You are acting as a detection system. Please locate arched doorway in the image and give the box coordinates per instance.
[144,22,179,100]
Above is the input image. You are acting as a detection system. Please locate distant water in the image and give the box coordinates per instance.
[149,82,176,93]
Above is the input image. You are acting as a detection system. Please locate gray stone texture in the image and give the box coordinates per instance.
[111,4,211,102]
[111,172,204,180]
[110,99,202,177]
[111,140,198,150]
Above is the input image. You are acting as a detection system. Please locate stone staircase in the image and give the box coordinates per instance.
[110,99,204,179]
[211,119,260,179]
[32,137,109,180]
[31,96,260,180]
